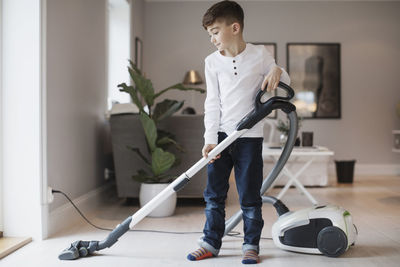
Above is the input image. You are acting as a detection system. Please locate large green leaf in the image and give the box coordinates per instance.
[156,129,175,151]
[151,148,175,176]
[117,83,143,112]
[139,112,157,152]
[153,99,184,122]
[128,60,155,108]
[153,83,205,100]
[157,136,185,152]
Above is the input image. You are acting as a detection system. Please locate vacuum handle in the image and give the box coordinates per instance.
[256,81,294,110]
[236,82,296,131]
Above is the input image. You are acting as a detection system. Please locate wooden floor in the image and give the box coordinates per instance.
[1,175,399,267]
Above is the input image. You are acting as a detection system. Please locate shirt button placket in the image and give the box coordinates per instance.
[233,59,237,75]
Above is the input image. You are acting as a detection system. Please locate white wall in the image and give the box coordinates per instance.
[2,0,44,239]
[46,0,108,212]
[143,1,400,168]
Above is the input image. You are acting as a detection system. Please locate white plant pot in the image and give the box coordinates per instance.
[139,183,177,217]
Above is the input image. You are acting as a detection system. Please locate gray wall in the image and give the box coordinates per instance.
[47,0,108,211]
[144,1,400,165]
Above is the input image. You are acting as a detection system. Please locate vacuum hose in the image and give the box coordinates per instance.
[262,196,290,216]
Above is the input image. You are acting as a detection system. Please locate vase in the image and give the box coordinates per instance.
[139,183,177,217]
[279,133,288,147]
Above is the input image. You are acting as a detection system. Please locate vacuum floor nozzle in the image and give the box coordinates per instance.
[58,240,99,260]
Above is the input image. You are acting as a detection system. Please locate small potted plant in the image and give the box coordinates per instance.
[117,61,205,217]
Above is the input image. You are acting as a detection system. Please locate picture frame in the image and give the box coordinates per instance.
[252,42,277,119]
[135,37,143,71]
[287,43,341,119]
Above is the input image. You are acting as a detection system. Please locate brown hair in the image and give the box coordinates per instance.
[202,1,244,31]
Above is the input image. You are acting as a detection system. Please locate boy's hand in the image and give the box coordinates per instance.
[261,66,283,92]
[202,144,221,164]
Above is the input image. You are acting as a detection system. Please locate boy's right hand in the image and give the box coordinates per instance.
[202,144,221,164]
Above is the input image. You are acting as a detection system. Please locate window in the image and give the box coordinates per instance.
[107,0,131,110]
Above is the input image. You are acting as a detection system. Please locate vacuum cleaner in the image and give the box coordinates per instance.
[58,82,356,260]
[269,201,357,257]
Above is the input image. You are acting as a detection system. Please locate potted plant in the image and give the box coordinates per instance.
[117,60,205,217]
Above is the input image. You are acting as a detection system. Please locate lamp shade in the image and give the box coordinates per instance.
[183,70,203,85]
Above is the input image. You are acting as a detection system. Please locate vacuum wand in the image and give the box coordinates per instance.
[58,82,296,260]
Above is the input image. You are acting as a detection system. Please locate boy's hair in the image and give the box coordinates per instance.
[202,0,244,31]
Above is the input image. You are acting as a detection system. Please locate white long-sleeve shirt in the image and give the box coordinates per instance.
[203,43,290,145]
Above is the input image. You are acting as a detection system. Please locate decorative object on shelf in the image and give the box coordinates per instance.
[183,70,203,115]
[118,60,205,216]
[287,43,341,119]
[301,131,314,147]
[183,70,203,85]
[277,116,302,146]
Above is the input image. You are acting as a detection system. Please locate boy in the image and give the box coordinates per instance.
[187,0,290,264]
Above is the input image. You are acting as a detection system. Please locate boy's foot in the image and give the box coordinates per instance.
[187,247,214,261]
[242,249,260,264]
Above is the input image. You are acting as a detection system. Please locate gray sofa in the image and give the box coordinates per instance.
[110,114,207,198]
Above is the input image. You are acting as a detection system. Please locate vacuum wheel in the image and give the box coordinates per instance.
[78,247,88,257]
[317,226,348,257]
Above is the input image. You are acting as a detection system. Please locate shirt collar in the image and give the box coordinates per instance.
[217,43,250,61]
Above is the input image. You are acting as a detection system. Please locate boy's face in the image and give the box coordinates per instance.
[206,20,240,52]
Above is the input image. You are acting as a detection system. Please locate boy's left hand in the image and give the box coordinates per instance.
[261,66,282,92]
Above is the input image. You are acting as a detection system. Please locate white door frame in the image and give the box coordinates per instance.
[0,0,4,235]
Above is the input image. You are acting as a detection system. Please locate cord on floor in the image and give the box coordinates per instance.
[52,189,271,239]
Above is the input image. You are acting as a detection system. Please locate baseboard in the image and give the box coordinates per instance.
[328,163,400,176]
[47,183,113,237]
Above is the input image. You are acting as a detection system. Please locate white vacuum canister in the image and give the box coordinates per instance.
[271,204,357,257]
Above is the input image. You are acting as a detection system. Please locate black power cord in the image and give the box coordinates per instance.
[52,189,271,239]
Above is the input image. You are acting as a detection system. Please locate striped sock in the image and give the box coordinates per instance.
[187,247,214,261]
[242,249,260,264]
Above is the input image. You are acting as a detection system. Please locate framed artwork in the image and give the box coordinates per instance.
[287,43,341,119]
[252,42,277,119]
[135,37,143,71]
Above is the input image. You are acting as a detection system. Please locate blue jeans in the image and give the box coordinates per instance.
[201,132,264,255]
